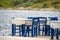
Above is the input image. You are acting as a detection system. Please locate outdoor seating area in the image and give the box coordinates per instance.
[12,17,60,40]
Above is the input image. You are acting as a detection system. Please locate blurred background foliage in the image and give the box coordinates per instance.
[0,0,60,9]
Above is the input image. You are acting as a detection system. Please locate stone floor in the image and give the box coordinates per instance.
[0,36,50,40]
[0,36,60,40]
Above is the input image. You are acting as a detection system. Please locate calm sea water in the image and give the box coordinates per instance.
[0,10,60,36]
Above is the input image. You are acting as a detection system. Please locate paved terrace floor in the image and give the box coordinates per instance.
[0,36,60,40]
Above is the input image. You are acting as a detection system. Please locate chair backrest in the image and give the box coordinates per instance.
[49,17,58,21]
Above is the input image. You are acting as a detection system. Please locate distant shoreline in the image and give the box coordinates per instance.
[0,7,60,11]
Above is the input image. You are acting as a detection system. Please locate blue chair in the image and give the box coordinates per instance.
[49,17,58,21]
[50,28,54,39]
[55,28,59,40]
[22,24,27,37]
[12,24,16,36]
[32,18,40,37]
